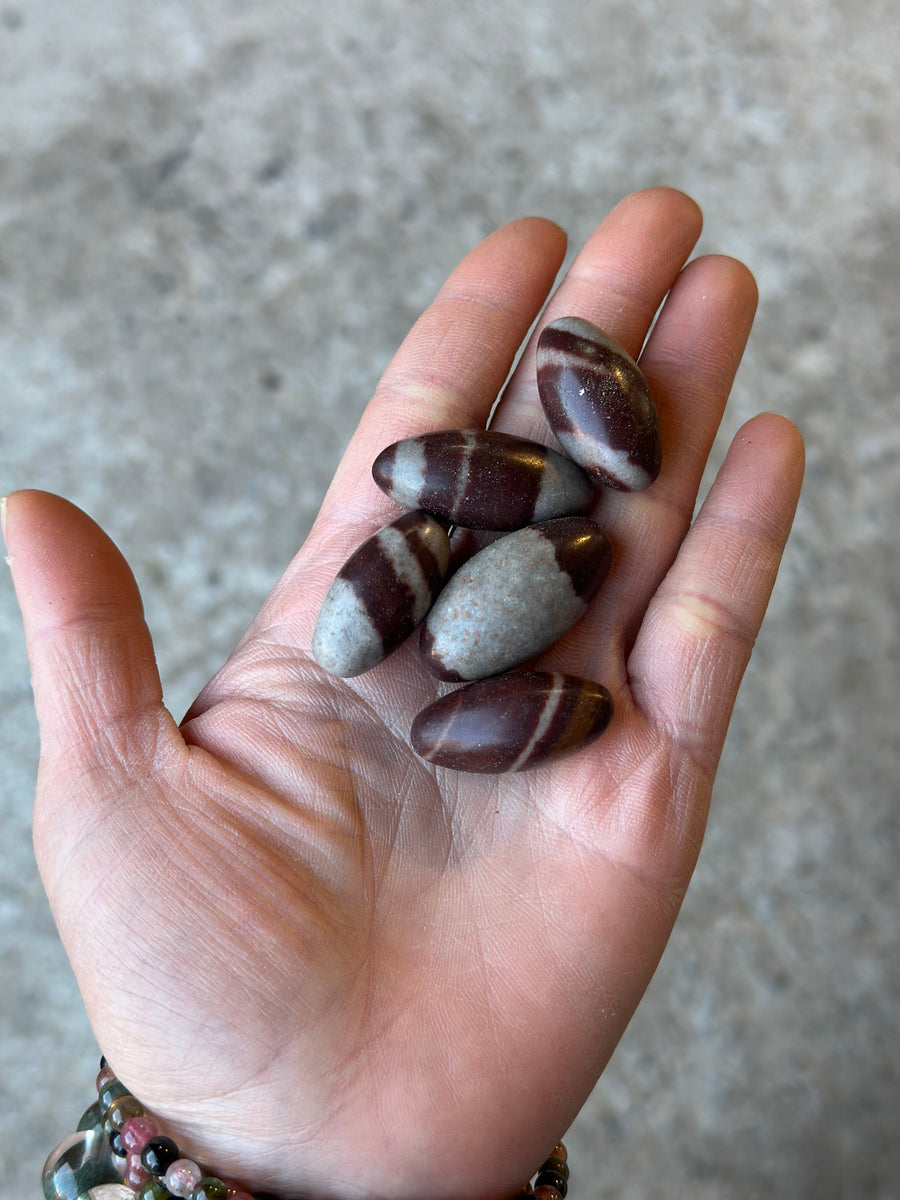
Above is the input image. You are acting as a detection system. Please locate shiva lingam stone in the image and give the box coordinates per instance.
[411,671,614,773]
[314,313,649,769]
[372,428,595,530]
[420,516,612,682]
[312,511,451,677]
[536,316,661,491]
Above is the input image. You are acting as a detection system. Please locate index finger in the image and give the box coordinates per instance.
[311,216,568,546]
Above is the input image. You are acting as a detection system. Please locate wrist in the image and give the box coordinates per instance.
[43,1057,572,1200]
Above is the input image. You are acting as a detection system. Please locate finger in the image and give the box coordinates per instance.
[592,253,760,657]
[312,216,568,541]
[492,187,704,442]
[243,218,567,656]
[259,195,698,654]
[627,413,805,779]
[3,489,174,786]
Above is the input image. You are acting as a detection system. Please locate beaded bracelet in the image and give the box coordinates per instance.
[43,1057,571,1200]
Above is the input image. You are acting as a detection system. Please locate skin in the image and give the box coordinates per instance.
[4,188,804,1200]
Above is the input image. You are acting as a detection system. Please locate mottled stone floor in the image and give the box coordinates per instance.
[2,3,898,1197]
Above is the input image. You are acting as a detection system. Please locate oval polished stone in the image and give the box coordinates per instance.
[420,516,612,681]
[312,511,451,677]
[411,671,613,772]
[537,316,661,491]
[43,1130,120,1200]
[372,429,594,529]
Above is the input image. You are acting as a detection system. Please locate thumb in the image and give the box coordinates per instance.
[3,490,176,841]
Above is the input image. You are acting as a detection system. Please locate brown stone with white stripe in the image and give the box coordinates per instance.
[420,516,612,682]
[372,429,594,530]
[312,511,451,677]
[537,316,662,491]
[410,671,614,772]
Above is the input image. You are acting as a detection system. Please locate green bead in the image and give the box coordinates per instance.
[136,1181,175,1200]
[77,1101,103,1133]
[193,1179,229,1200]
[101,1093,145,1133]
[42,1130,119,1200]
[97,1078,131,1112]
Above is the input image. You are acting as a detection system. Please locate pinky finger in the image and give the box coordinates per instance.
[626,413,805,779]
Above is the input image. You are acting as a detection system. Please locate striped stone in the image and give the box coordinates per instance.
[312,512,451,677]
[410,671,614,772]
[371,429,594,530]
[419,516,612,682]
[537,316,662,491]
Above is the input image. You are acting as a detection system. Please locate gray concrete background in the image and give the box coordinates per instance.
[1,1,898,1197]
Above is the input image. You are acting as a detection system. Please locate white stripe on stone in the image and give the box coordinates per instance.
[376,524,432,622]
[508,672,566,772]
[451,430,478,522]
[553,428,650,490]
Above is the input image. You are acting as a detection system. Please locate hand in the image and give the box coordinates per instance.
[5,188,803,1200]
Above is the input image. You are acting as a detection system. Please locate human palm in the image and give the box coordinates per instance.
[7,189,803,1200]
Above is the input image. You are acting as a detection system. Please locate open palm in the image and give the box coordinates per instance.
[7,189,803,1200]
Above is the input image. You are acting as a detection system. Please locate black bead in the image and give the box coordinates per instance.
[109,1129,125,1158]
[540,1156,570,1181]
[99,1055,108,1069]
[141,1136,180,1176]
[535,1169,568,1197]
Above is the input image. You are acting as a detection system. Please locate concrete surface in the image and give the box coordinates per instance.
[1,1,898,1197]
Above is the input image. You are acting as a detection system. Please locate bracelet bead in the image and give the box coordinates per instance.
[104,1095,147,1135]
[541,1156,569,1181]
[44,1056,574,1200]
[164,1159,203,1197]
[121,1116,161,1155]
[141,1136,181,1177]
[136,1181,174,1200]
[124,1154,151,1190]
[534,1169,568,1197]
[41,1129,120,1200]
[78,1102,104,1132]
[193,1178,229,1200]
[97,1065,117,1092]
[98,1079,133,1112]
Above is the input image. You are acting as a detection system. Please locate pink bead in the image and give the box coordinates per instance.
[533,1188,562,1200]
[124,1153,150,1189]
[164,1158,203,1197]
[121,1115,160,1154]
